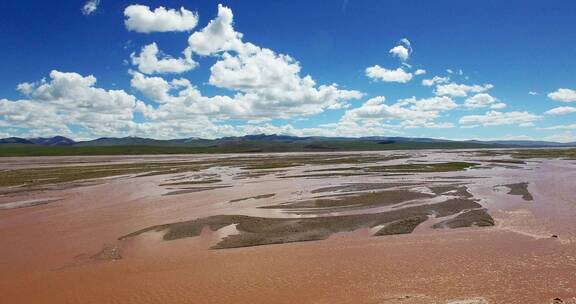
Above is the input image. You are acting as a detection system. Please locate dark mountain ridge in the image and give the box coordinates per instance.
[1,134,574,149]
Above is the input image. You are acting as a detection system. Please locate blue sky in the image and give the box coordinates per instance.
[0,0,575,141]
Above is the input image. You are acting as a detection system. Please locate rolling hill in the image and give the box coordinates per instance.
[0,134,574,157]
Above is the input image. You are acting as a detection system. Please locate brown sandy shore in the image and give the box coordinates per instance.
[1,150,576,304]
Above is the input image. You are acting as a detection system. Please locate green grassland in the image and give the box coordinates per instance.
[0,140,495,157]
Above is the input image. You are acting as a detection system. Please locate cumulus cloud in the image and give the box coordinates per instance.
[459,111,540,127]
[127,5,363,121]
[540,124,576,130]
[544,106,576,116]
[82,0,100,16]
[365,39,425,84]
[131,43,197,74]
[341,95,456,129]
[435,83,493,97]
[125,5,364,124]
[446,69,464,75]
[131,72,240,119]
[548,88,576,102]
[422,76,450,87]
[124,5,199,33]
[210,52,362,118]
[187,4,244,56]
[398,96,458,112]
[464,93,506,109]
[389,38,412,62]
[130,71,174,102]
[389,45,409,61]
[1,70,145,137]
[414,69,426,75]
[365,66,413,83]
[543,132,576,143]
[2,4,551,140]
[2,4,369,139]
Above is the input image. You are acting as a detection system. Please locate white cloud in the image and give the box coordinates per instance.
[6,4,550,141]
[1,70,145,138]
[208,48,299,90]
[1,4,366,140]
[389,45,410,62]
[459,110,540,127]
[540,124,576,130]
[340,95,456,129]
[398,96,458,112]
[131,43,197,74]
[435,82,493,97]
[543,132,576,143]
[130,71,263,121]
[131,68,362,121]
[414,69,427,75]
[389,38,412,62]
[128,5,363,121]
[545,106,576,116]
[422,76,450,86]
[190,6,361,119]
[187,4,244,56]
[82,0,100,16]
[208,49,363,118]
[366,66,413,83]
[490,103,507,110]
[548,88,576,102]
[130,71,173,102]
[367,39,419,84]
[124,5,199,33]
[528,91,539,96]
[464,93,506,109]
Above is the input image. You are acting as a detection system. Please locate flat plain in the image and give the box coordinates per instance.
[1,149,576,304]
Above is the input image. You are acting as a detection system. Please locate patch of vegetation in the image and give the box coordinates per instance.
[0,139,500,157]
[470,149,576,160]
[238,154,406,170]
[0,154,407,190]
[510,149,576,160]
[485,159,526,164]
[0,161,202,188]
[365,162,480,173]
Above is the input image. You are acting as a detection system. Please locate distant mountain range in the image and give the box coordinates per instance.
[1,134,574,149]
[0,135,76,146]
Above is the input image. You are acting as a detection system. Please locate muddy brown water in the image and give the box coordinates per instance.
[1,150,575,303]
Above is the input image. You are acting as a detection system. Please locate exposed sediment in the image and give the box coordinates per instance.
[502,182,534,201]
[433,209,495,229]
[120,197,489,249]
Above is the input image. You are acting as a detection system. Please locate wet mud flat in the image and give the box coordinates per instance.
[500,182,534,201]
[120,197,489,249]
[1,149,576,303]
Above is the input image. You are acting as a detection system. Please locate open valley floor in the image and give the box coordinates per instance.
[1,149,576,304]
